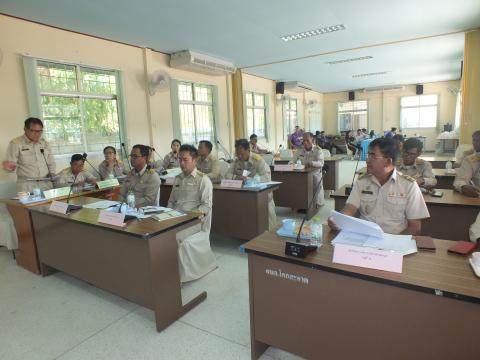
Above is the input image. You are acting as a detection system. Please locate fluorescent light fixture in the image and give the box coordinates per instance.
[281,24,346,42]
[352,71,388,78]
[326,56,373,65]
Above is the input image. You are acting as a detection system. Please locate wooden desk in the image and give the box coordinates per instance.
[160,183,279,240]
[421,155,455,169]
[2,187,118,274]
[323,155,345,190]
[331,185,480,241]
[245,230,480,360]
[433,168,456,189]
[30,196,204,332]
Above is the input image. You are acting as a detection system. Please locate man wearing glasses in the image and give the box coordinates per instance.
[119,144,161,207]
[2,117,56,192]
[396,137,436,188]
[329,138,429,235]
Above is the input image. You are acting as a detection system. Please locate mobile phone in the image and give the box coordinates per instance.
[431,190,443,197]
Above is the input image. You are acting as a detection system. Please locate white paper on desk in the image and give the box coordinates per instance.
[330,210,384,238]
[363,234,417,256]
[262,181,282,186]
[242,170,251,177]
[83,200,119,209]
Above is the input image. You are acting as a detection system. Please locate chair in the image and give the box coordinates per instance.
[261,153,274,166]
[218,160,230,179]
[279,149,293,160]
[0,180,18,250]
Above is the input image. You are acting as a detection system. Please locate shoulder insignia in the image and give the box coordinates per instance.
[62,169,70,175]
[252,153,262,161]
[358,172,370,180]
[197,171,205,176]
[148,168,156,174]
[463,148,474,157]
[395,159,402,167]
[117,160,123,165]
[401,173,416,182]
[415,158,425,165]
[466,154,480,163]
[12,136,22,145]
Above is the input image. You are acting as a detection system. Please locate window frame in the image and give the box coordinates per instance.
[283,97,298,138]
[244,91,268,139]
[336,100,369,132]
[400,94,439,129]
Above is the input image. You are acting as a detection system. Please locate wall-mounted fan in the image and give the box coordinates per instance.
[148,70,170,96]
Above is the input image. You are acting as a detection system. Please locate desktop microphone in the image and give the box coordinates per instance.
[285,166,327,258]
[121,142,132,172]
[40,148,54,184]
[216,140,233,163]
[82,153,103,181]
[65,172,82,213]
[345,148,362,195]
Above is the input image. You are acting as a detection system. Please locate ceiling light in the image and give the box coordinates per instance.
[281,24,346,42]
[352,71,388,78]
[326,56,373,65]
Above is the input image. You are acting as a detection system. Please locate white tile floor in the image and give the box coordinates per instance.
[0,161,360,360]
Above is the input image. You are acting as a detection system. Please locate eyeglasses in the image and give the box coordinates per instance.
[403,151,419,157]
[367,153,386,160]
[27,128,43,134]
[128,154,144,159]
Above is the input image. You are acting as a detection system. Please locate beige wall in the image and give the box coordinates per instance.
[323,80,460,151]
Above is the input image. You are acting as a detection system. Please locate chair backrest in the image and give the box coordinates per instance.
[455,144,474,165]
[261,153,274,166]
[218,160,230,179]
[321,149,331,159]
[279,149,293,160]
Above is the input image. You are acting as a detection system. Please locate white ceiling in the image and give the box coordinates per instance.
[1,0,478,92]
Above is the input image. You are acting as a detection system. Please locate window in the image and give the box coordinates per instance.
[34,60,123,155]
[337,100,368,131]
[283,98,297,136]
[400,94,438,128]
[177,82,216,144]
[245,92,267,137]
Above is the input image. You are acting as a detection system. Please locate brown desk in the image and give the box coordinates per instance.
[421,155,455,169]
[160,183,279,240]
[245,230,480,360]
[432,168,456,189]
[30,196,204,332]
[2,186,118,274]
[331,185,479,241]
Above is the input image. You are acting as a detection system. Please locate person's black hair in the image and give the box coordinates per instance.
[24,117,44,129]
[315,131,320,135]
[403,137,423,153]
[249,134,257,140]
[391,127,397,132]
[198,140,213,153]
[132,144,150,157]
[103,146,116,154]
[70,154,84,163]
[472,130,480,138]
[369,130,375,137]
[179,144,198,159]
[369,138,399,163]
[235,138,250,151]
[171,139,181,146]
[392,134,405,143]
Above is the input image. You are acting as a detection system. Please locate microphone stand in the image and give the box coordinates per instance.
[65,172,82,213]
[216,140,232,163]
[40,148,54,185]
[121,142,132,172]
[82,153,103,182]
[345,147,362,195]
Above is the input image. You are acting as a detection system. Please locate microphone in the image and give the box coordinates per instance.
[65,172,82,213]
[345,147,362,195]
[285,166,327,258]
[40,148,54,184]
[82,153,103,181]
[216,140,232,163]
[121,142,132,172]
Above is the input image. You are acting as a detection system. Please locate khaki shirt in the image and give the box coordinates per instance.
[119,165,161,207]
[196,153,221,184]
[167,169,213,232]
[454,153,480,191]
[292,145,325,173]
[98,160,127,180]
[5,134,56,179]
[55,167,96,188]
[346,169,430,234]
[396,158,437,187]
[163,152,180,169]
[470,212,480,243]
[226,153,271,182]
[250,142,269,154]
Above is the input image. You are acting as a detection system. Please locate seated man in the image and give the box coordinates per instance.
[249,134,271,154]
[226,139,277,230]
[163,139,181,169]
[119,144,161,207]
[55,154,97,189]
[470,212,480,248]
[454,130,480,197]
[197,140,221,184]
[328,138,430,235]
[291,132,325,208]
[396,137,436,188]
[167,144,216,282]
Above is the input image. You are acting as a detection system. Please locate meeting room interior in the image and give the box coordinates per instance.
[1,1,480,359]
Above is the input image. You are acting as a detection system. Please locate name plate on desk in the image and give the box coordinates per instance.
[220,179,243,188]
[333,243,403,273]
[274,164,294,171]
[49,200,68,214]
[98,210,126,227]
[164,177,175,185]
[44,186,70,199]
[97,178,119,189]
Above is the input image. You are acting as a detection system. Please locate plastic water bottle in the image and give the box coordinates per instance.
[126,191,136,210]
[108,173,115,180]
[310,216,323,247]
[445,161,453,172]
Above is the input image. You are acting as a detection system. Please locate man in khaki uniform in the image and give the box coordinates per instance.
[292,132,325,207]
[55,154,97,189]
[396,137,437,188]
[3,117,56,192]
[329,138,429,235]
[163,139,181,169]
[119,145,161,207]
[227,138,277,230]
[249,134,271,154]
[168,144,216,282]
[196,140,221,184]
[454,130,480,197]
[98,146,128,180]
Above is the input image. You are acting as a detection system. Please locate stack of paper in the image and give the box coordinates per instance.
[330,210,417,255]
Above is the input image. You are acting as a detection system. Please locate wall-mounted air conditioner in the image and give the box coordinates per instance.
[362,85,405,93]
[283,81,312,92]
[170,50,236,76]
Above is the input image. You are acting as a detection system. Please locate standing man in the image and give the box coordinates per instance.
[119,144,161,207]
[328,138,429,235]
[385,127,397,139]
[163,139,181,169]
[454,130,480,197]
[396,137,436,188]
[3,117,56,192]
[168,144,216,282]
[227,139,277,230]
[197,140,221,184]
[292,132,325,208]
[55,154,97,189]
[288,126,303,149]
